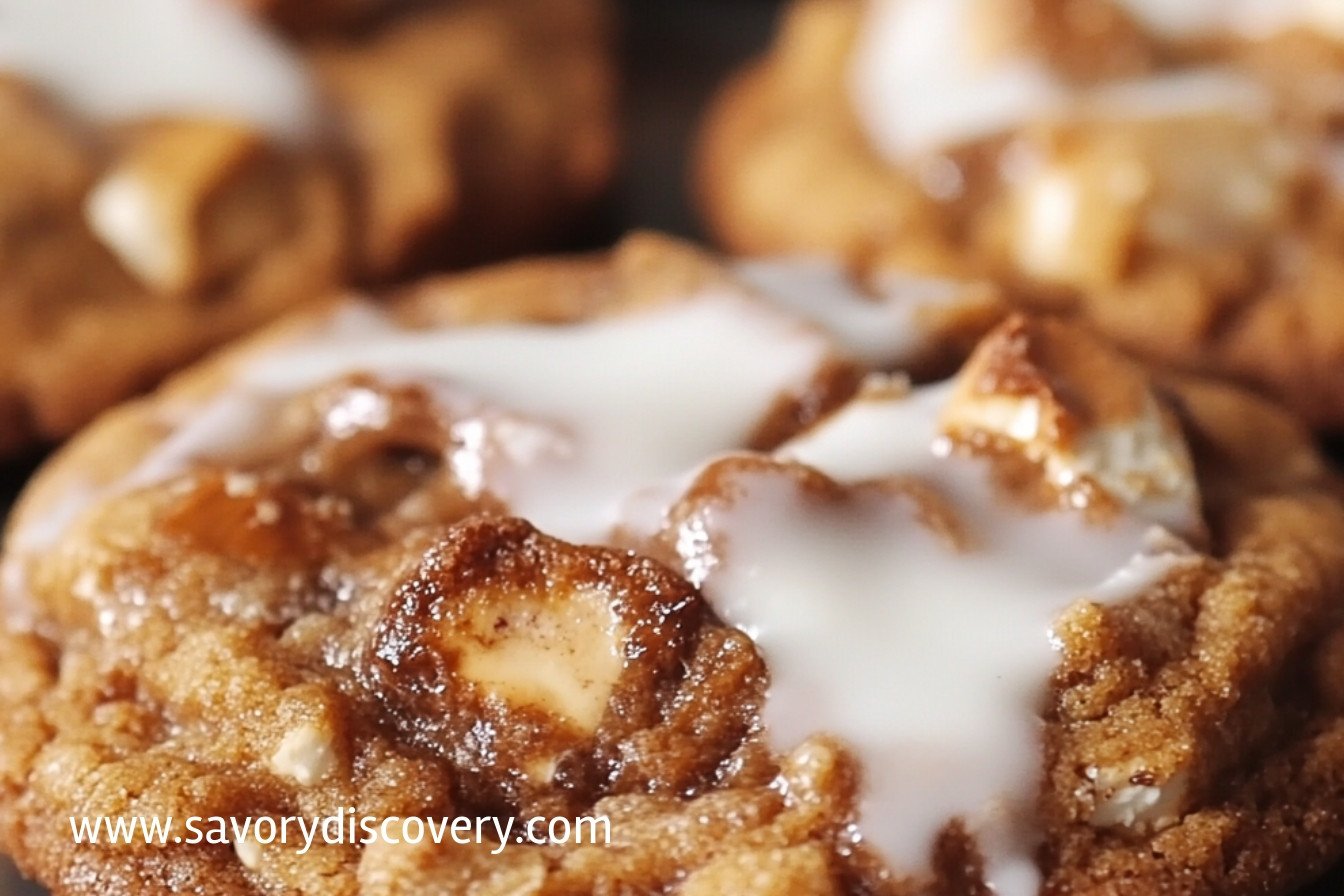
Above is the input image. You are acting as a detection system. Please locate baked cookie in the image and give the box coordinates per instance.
[2,234,1343,895]
[0,0,615,457]
[697,0,1344,428]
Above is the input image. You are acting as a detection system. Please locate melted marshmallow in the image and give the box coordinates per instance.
[121,294,837,543]
[850,0,1274,158]
[735,259,987,368]
[667,383,1194,892]
[0,0,317,139]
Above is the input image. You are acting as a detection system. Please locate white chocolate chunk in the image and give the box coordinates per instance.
[1087,766,1190,832]
[452,588,625,733]
[234,834,264,871]
[941,318,1203,537]
[86,172,181,291]
[85,123,281,293]
[270,723,337,786]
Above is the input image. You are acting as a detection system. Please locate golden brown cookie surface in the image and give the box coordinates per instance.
[4,235,1344,895]
[697,0,1344,429]
[0,0,616,457]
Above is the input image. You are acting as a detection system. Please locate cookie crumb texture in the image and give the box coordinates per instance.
[4,238,1344,895]
[697,0,1344,428]
[0,0,616,457]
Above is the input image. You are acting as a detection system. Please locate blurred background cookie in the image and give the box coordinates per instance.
[0,0,616,457]
[697,0,1344,428]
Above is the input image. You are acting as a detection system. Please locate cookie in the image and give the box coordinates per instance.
[696,0,1344,427]
[0,0,616,456]
[3,234,1343,895]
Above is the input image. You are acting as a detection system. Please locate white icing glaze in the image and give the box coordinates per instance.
[850,0,1066,158]
[0,0,317,139]
[10,260,980,560]
[666,382,1195,891]
[850,0,1277,158]
[123,293,838,543]
[735,258,985,368]
[1113,0,1344,41]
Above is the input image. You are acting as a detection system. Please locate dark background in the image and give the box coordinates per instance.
[4,0,1343,892]
[612,0,780,239]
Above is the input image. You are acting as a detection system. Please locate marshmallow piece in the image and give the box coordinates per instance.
[941,317,1202,536]
[270,721,338,786]
[85,121,287,293]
